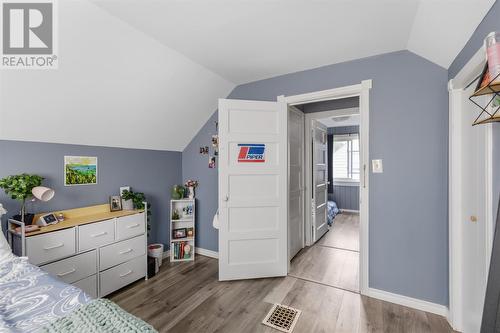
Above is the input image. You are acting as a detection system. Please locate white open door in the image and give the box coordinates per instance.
[218,98,287,281]
[312,119,328,242]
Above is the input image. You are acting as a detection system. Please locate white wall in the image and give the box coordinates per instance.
[0,0,234,151]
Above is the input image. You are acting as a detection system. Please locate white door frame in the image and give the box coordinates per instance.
[278,80,372,295]
[304,108,359,244]
[448,46,494,331]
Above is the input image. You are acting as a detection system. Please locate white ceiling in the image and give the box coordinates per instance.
[92,0,495,84]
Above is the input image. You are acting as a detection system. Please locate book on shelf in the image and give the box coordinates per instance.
[172,241,192,260]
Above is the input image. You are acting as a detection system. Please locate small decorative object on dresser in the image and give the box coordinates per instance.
[109,196,122,212]
[170,199,195,262]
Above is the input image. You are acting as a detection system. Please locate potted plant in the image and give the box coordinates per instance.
[121,189,152,234]
[184,180,199,199]
[0,174,43,224]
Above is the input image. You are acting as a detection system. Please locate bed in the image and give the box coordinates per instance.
[327,200,339,226]
[0,231,156,333]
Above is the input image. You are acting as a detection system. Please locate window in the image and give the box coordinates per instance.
[332,133,359,183]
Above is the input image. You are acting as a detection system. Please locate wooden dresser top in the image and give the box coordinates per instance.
[21,204,144,237]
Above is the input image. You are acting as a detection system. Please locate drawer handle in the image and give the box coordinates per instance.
[126,223,140,229]
[91,231,108,238]
[43,243,64,251]
[119,270,133,278]
[119,248,133,255]
[57,268,76,277]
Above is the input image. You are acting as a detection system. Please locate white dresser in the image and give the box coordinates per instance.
[8,204,147,298]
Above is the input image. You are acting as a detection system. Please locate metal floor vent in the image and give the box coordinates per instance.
[262,303,301,333]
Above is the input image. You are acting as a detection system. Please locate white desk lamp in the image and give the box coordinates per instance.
[31,187,57,226]
[32,186,55,202]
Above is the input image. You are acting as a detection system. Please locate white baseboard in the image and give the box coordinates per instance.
[366,288,448,317]
[341,209,359,214]
[196,247,219,259]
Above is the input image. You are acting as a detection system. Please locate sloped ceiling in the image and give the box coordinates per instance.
[1,0,495,151]
[92,0,495,84]
[0,0,234,152]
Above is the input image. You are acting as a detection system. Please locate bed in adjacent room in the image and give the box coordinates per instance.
[327,200,339,226]
[0,231,156,333]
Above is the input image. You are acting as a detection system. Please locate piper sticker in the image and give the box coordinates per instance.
[238,144,265,163]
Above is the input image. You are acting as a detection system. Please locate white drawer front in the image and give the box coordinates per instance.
[41,250,97,284]
[78,219,115,251]
[116,213,145,240]
[99,255,146,296]
[27,228,76,265]
[99,235,145,270]
[73,274,97,298]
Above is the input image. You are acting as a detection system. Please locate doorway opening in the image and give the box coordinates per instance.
[288,104,360,292]
[282,81,371,294]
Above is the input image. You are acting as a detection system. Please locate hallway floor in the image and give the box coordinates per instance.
[289,213,360,292]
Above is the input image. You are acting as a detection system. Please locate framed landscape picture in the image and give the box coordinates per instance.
[64,156,98,186]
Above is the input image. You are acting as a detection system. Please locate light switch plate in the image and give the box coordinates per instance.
[372,159,383,173]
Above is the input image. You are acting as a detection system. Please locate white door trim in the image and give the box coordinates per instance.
[448,46,494,331]
[278,80,372,295]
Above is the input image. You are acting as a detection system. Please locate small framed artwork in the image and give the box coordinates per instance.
[173,228,187,239]
[211,135,219,148]
[64,156,98,186]
[109,195,122,212]
[187,227,194,237]
[199,146,209,154]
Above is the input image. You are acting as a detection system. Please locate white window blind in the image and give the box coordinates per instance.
[332,133,359,182]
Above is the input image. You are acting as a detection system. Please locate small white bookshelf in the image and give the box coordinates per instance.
[170,199,195,262]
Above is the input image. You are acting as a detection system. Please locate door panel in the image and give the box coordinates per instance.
[219,99,287,281]
[288,107,305,260]
[312,119,328,242]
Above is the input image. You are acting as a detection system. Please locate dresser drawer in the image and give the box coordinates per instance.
[41,250,97,284]
[26,228,76,265]
[73,274,97,298]
[116,213,145,240]
[78,219,115,251]
[99,255,146,296]
[99,234,145,270]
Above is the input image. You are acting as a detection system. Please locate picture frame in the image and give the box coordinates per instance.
[64,156,98,186]
[173,228,187,239]
[109,195,122,212]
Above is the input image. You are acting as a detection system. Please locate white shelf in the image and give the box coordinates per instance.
[171,218,194,222]
[170,199,195,262]
[171,237,194,242]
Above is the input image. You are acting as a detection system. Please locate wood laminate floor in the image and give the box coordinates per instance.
[290,213,360,291]
[318,213,360,251]
[109,255,455,333]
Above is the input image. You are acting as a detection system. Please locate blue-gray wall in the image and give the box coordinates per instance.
[183,50,449,305]
[328,126,360,211]
[0,140,181,247]
[182,112,220,252]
